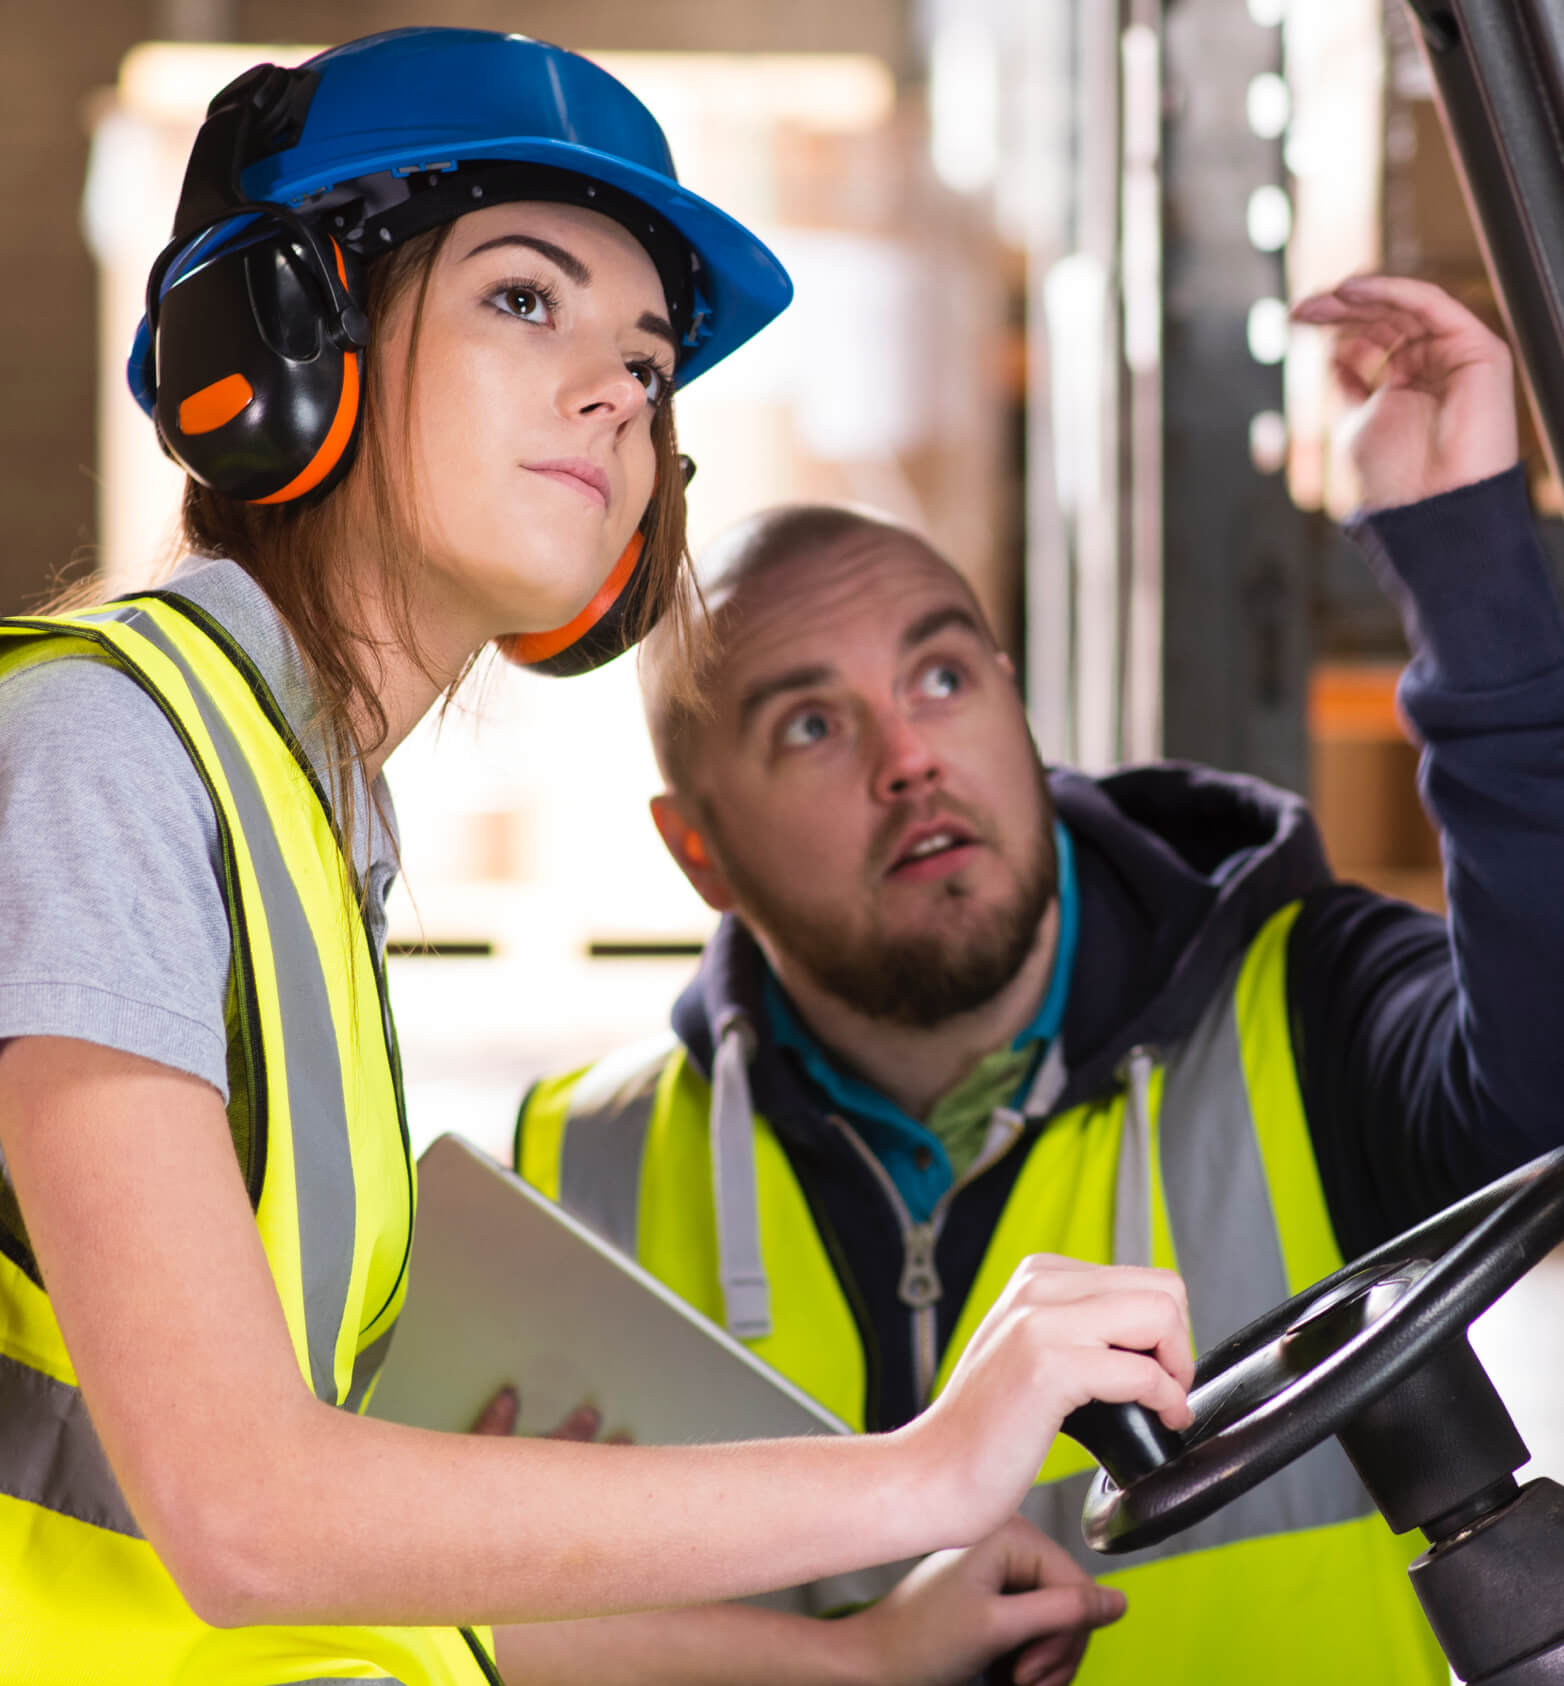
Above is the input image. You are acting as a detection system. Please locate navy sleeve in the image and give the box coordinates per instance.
[1290,466,1564,1259]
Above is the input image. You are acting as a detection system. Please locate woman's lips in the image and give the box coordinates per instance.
[525,458,609,508]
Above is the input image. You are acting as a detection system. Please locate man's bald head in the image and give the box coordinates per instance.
[641,504,992,792]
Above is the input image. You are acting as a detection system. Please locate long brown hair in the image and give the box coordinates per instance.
[175,219,697,878]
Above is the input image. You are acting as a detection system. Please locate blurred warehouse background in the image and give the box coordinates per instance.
[7,1,1563,1473]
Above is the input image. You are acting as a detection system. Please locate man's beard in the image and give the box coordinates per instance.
[710,776,1058,1030]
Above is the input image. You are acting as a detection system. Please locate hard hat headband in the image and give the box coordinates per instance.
[315,161,699,348]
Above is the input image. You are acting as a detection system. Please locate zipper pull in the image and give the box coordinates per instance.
[899,1222,942,1309]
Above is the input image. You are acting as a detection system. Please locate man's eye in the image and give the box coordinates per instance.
[779,710,831,749]
[630,361,673,406]
[919,663,962,700]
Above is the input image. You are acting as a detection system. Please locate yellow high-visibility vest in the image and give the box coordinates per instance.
[0,596,499,1686]
[519,903,1449,1684]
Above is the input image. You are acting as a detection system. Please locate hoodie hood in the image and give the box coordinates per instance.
[672,761,1331,1141]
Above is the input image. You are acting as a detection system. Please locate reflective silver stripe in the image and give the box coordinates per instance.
[119,609,357,1407]
[1021,1431,1373,1576]
[0,1351,141,1537]
[556,1034,675,1254]
[1056,966,1372,1557]
[343,1325,398,1414]
[1158,972,1291,1351]
[290,1677,404,1684]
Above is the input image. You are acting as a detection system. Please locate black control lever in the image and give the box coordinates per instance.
[1062,1399,1184,1487]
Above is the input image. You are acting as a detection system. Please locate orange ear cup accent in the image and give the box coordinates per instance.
[178,372,254,436]
[499,530,645,666]
[685,831,709,866]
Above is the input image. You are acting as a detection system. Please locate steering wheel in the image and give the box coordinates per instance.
[1062,1145,1564,1555]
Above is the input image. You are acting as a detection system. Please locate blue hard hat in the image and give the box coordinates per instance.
[128,27,793,414]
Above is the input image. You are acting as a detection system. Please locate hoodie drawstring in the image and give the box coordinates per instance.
[709,1008,774,1339]
[1114,1046,1155,1269]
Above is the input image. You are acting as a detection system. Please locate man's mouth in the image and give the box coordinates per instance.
[887,822,980,877]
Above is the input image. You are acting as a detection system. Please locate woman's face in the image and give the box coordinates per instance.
[376,200,675,650]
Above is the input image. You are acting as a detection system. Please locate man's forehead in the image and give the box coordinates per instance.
[708,533,988,691]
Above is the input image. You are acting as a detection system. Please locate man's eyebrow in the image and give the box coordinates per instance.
[460,235,677,349]
[737,664,837,734]
[900,604,989,651]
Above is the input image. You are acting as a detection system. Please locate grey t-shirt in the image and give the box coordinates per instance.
[0,557,399,1099]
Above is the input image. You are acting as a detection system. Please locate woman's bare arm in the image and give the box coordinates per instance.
[493,1518,1123,1686]
[0,1034,1190,1634]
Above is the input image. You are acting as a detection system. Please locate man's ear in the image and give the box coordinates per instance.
[650,793,735,912]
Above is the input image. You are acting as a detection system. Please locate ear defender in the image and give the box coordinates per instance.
[498,453,697,677]
[141,61,372,506]
[151,225,367,504]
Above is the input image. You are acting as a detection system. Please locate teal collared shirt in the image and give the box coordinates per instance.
[765,822,1079,1222]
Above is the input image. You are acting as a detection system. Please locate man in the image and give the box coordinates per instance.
[515,273,1564,1683]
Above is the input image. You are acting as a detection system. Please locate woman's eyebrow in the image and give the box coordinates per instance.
[637,311,678,350]
[459,233,676,347]
[462,233,591,284]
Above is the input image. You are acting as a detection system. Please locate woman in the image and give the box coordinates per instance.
[0,28,1193,1686]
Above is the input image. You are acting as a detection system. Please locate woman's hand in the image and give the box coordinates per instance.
[897,1255,1193,1548]
[846,1516,1123,1686]
[1291,274,1518,511]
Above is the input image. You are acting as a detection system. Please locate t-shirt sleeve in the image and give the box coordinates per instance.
[0,651,233,1097]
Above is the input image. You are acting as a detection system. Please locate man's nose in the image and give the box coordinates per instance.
[871,713,942,802]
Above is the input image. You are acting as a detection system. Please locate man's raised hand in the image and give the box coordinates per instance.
[1292,274,1518,511]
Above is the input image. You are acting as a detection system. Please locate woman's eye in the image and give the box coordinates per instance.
[779,710,831,750]
[492,284,555,324]
[918,663,963,700]
[630,361,672,407]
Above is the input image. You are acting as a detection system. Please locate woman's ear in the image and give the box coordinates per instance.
[650,793,734,911]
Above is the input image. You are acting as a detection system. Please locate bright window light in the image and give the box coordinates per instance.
[929,18,1002,193]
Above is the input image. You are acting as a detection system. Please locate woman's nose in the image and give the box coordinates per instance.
[562,351,648,423]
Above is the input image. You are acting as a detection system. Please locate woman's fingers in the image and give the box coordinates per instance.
[999,1260,1196,1394]
[1001,1517,1095,1591]
[1011,1626,1092,1686]
[468,1384,519,1436]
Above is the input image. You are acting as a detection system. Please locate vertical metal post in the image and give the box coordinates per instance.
[1159,0,1310,791]
[1021,0,1079,764]
[1071,0,1127,772]
[1122,7,1165,761]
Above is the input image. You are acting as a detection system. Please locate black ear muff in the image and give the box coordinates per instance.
[145,60,370,505]
[498,454,695,676]
[153,226,365,504]
[498,531,653,677]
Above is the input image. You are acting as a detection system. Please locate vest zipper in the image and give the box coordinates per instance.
[827,1109,1028,1407]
